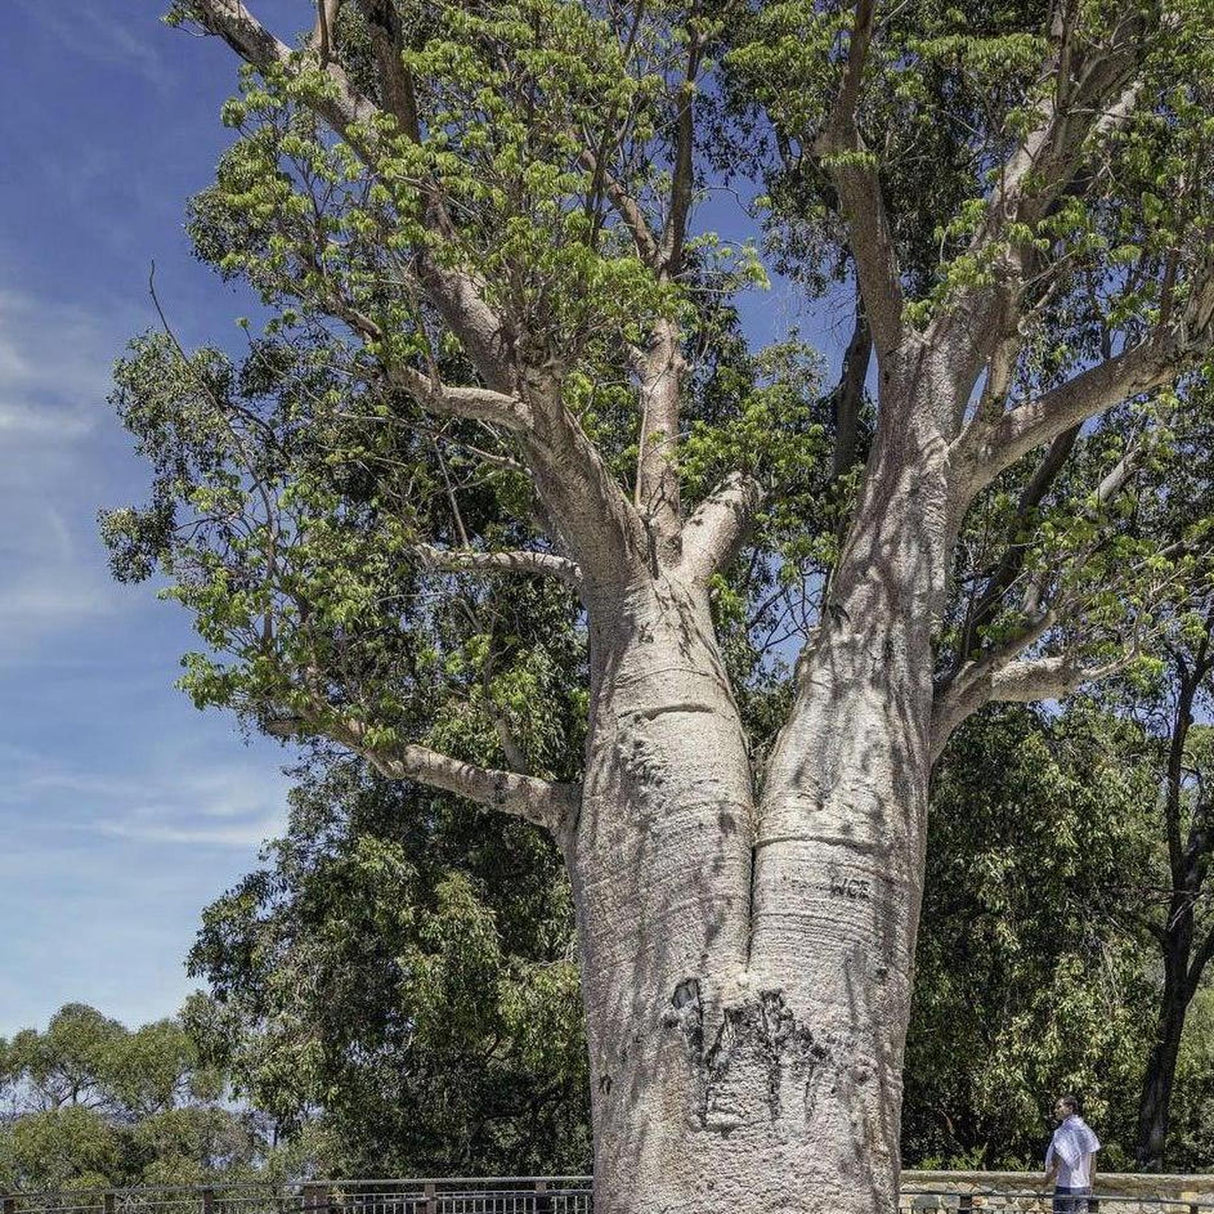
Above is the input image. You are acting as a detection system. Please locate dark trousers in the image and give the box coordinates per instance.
[1053,1186,1091,1214]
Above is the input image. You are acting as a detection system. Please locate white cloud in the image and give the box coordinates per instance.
[5,754,290,850]
[93,816,284,849]
[15,1,173,92]
[0,284,145,649]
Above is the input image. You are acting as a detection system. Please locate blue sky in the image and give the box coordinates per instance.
[0,0,314,1039]
[0,1,847,1040]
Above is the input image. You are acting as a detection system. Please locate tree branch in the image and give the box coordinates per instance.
[187,0,515,393]
[931,8,1152,398]
[831,302,872,479]
[413,543,582,588]
[1188,922,1214,998]
[660,16,704,276]
[580,148,662,268]
[962,289,1214,498]
[327,717,579,833]
[813,0,903,358]
[633,318,685,561]
[356,0,421,141]
[957,424,1079,658]
[682,472,765,583]
[390,365,532,430]
[310,0,343,63]
[932,650,1131,762]
[184,0,648,600]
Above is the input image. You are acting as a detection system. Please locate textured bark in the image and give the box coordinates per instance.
[1135,951,1188,1171]
[749,359,955,1212]
[566,574,756,1212]
[565,359,958,1213]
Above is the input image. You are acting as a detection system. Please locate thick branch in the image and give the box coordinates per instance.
[189,0,376,129]
[814,0,903,358]
[682,472,766,583]
[660,21,704,276]
[356,0,421,140]
[414,543,582,588]
[331,718,579,833]
[633,319,685,561]
[963,300,1214,497]
[1188,923,1214,998]
[936,13,1150,389]
[188,0,514,393]
[932,648,1126,763]
[523,379,649,597]
[390,365,531,430]
[310,0,342,62]
[831,303,872,479]
[959,424,1079,656]
[580,148,662,268]
[186,0,646,599]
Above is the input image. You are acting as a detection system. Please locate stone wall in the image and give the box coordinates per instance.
[900,1172,1214,1212]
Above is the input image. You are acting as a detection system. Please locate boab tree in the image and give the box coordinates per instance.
[108,0,1214,1210]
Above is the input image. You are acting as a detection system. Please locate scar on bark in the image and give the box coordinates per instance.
[665,980,827,1132]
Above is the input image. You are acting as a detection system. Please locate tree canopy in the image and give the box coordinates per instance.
[0,1005,262,1191]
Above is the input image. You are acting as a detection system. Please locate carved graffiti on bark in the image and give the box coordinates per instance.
[665,982,828,1135]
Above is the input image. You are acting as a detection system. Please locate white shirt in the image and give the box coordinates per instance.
[1046,1115,1101,1188]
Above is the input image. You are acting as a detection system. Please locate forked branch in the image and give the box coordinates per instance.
[962,277,1214,499]
[931,648,1130,763]
[391,366,532,430]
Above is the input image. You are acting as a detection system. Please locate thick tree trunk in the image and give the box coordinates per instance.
[569,382,954,1213]
[1135,945,1191,1170]
[565,573,758,1212]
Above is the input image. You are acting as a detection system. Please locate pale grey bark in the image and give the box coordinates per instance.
[412,543,582,588]
[330,718,579,831]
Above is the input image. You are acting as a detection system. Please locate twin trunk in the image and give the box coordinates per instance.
[563,415,953,1213]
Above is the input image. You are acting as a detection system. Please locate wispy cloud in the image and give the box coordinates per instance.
[3,754,290,850]
[94,816,285,849]
[14,0,173,93]
[0,284,141,649]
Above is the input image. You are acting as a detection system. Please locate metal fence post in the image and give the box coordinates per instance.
[422,1184,436,1214]
[534,1180,550,1214]
[201,1188,214,1214]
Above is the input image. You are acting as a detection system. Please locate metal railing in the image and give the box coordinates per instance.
[900,1191,1214,1214]
[5,1180,1214,1214]
[0,1182,592,1214]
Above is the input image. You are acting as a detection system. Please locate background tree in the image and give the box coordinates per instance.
[106,1,1214,1210]
[905,704,1157,1171]
[1112,423,1214,1169]
[186,753,589,1176]
[0,1006,262,1191]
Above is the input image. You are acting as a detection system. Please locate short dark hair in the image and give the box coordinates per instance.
[1055,1094,1080,1115]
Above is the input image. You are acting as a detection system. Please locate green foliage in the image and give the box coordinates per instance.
[1169,986,1214,1172]
[905,704,1158,1170]
[185,756,588,1176]
[0,1006,261,1191]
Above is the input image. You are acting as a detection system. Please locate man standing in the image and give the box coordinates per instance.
[1045,1094,1101,1214]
